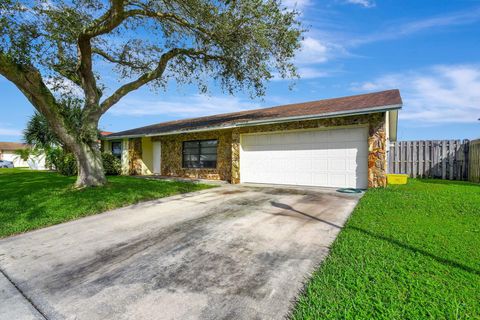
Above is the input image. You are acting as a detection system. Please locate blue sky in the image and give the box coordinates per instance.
[1,0,480,142]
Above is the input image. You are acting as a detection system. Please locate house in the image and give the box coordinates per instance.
[0,142,47,169]
[101,89,402,188]
[0,142,30,167]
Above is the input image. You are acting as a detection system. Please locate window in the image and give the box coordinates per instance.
[182,139,218,168]
[111,141,122,159]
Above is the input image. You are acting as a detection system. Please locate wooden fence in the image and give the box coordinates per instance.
[469,139,480,183]
[388,140,470,180]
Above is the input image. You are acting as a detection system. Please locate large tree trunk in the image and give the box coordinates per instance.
[73,141,107,188]
[0,54,108,188]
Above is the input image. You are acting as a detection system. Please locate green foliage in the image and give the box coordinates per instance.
[45,147,78,176]
[2,0,303,187]
[1,0,303,99]
[0,168,213,237]
[14,148,31,161]
[292,179,480,320]
[44,147,63,170]
[56,152,77,176]
[23,98,85,149]
[24,112,59,149]
[46,148,122,176]
[101,153,121,176]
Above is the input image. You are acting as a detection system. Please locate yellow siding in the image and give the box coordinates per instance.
[141,137,153,175]
[102,140,111,153]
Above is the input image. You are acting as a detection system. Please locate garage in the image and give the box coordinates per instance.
[240,127,369,188]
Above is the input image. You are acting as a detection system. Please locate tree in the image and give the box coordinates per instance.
[24,98,83,150]
[0,0,303,187]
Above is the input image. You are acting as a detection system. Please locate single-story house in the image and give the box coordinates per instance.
[0,142,46,169]
[101,89,402,188]
[0,142,30,167]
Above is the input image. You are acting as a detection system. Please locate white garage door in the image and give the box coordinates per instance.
[240,127,368,188]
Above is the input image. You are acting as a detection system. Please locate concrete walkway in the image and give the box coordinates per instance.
[0,184,361,320]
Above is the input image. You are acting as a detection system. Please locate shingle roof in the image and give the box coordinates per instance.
[0,142,29,151]
[106,89,402,138]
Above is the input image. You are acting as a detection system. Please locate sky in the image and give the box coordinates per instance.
[1,0,480,142]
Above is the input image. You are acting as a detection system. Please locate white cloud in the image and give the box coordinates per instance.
[109,94,259,117]
[45,77,83,97]
[297,67,329,79]
[0,127,22,136]
[296,37,329,64]
[351,65,480,123]
[345,0,375,8]
[352,6,480,45]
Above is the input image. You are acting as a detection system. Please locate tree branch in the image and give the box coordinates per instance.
[92,47,147,71]
[0,53,79,151]
[100,48,223,113]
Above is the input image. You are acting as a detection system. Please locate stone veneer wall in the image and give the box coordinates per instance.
[128,138,143,175]
[152,129,233,181]
[230,113,387,188]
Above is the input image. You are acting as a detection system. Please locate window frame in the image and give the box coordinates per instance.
[182,139,218,169]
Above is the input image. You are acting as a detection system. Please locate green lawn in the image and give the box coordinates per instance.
[292,179,480,320]
[0,168,213,238]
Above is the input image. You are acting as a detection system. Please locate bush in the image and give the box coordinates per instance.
[44,147,77,176]
[44,147,63,170]
[57,152,77,176]
[102,153,121,176]
[46,148,121,176]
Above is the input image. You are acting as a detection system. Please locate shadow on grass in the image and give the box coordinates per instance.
[271,201,480,276]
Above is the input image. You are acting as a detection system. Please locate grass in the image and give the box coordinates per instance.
[0,168,213,238]
[292,179,480,320]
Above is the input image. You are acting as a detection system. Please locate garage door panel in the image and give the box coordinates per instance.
[312,158,328,170]
[328,159,346,171]
[312,173,329,185]
[296,172,313,185]
[329,174,347,187]
[240,127,368,188]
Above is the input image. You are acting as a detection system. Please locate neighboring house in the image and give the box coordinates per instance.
[101,89,402,188]
[0,142,46,169]
[0,142,30,167]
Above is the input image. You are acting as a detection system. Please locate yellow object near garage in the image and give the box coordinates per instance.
[387,174,408,185]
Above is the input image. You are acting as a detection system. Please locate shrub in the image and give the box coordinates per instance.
[57,152,77,176]
[102,153,121,176]
[44,147,63,170]
[44,147,77,175]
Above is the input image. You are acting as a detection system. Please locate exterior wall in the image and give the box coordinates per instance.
[121,139,129,175]
[0,150,44,168]
[385,111,390,174]
[1,151,28,167]
[231,113,387,187]
[128,138,143,175]
[102,140,111,153]
[367,114,387,187]
[152,129,233,181]
[140,137,154,175]
[108,112,387,187]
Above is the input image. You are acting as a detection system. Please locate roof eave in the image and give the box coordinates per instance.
[102,103,402,140]
[234,103,402,127]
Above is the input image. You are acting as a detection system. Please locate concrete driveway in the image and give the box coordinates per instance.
[0,184,361,320]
